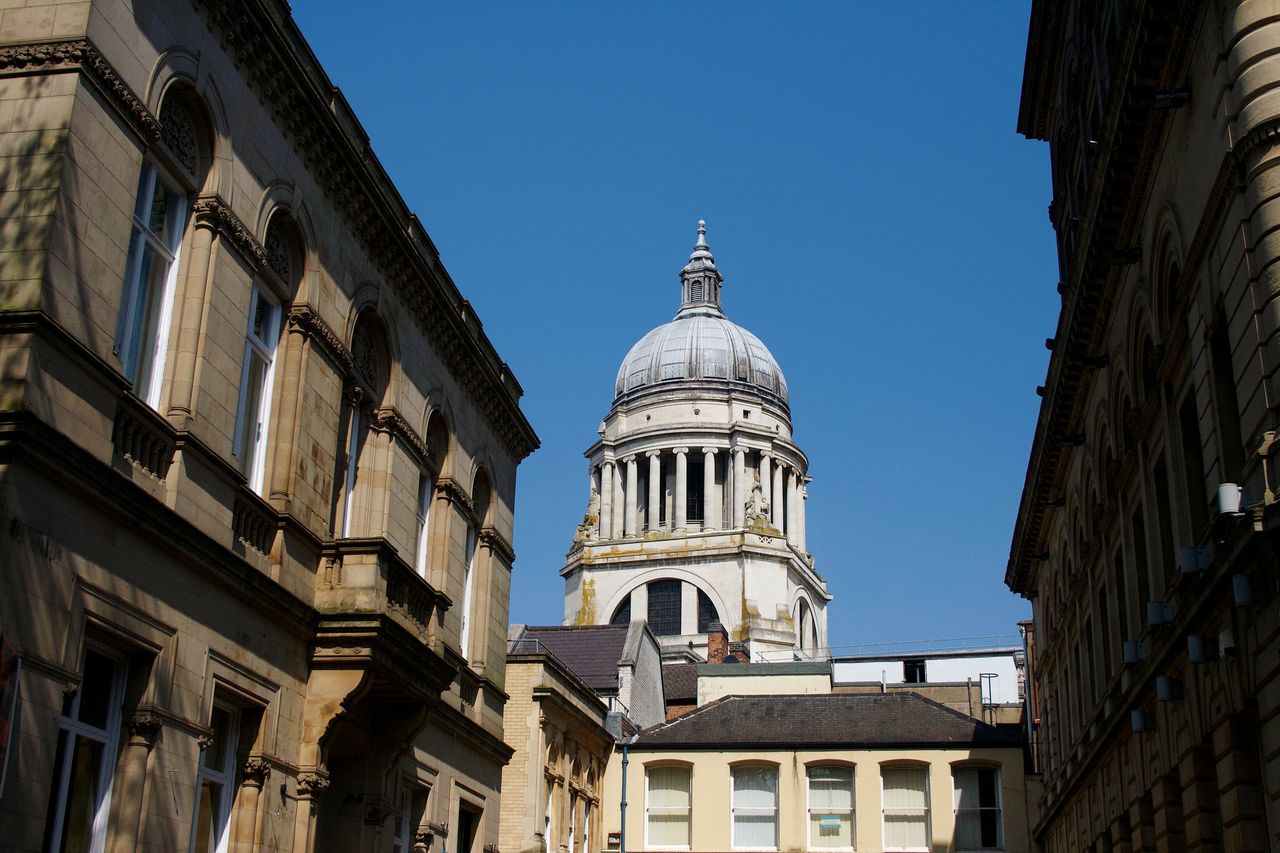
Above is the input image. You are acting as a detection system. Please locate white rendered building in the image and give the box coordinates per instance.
[561,222,831,661]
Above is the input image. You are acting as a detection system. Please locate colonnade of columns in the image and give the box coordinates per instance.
[590,446,807,549]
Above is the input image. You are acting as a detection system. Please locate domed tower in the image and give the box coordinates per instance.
[563,222,830,662]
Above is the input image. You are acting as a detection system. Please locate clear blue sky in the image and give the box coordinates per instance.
[293,2,1057,652]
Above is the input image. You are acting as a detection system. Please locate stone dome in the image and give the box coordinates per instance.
[613,314,789,403]
[612,221,789,406]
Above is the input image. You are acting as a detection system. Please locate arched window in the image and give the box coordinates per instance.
[338,311,388,538]
[461,470,491,657]
[795,599,816,655]
[645,764,691,849]
[115,86,209,408]
[611,596,632,627]
[233,213,297,492]
[415,414,449,577]
[807,765,854,849]
[696,589,717,633]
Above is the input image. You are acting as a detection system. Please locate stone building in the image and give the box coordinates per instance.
[1009,1,1280,850]
[603,693,1032,853]
[0,1,536,851]
[500,624,664,853]
[561,223,830,663]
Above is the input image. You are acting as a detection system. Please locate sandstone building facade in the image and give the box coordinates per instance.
[1009,1,1280,849]
[0,1,536,851]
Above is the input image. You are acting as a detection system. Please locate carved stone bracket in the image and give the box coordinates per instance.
[288,304,354,375]
[433,478,473,516]
[192,196,268,272]
[0,40,160,142]
[478,526,516,565]
[370,406,430,467]
[297,770,330,797]
[233,488,277,555]
[113,395,177,479]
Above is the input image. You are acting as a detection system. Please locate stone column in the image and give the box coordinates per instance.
[759,452,772,509]
[673,448,688,532]
[294,771,330,853]
[612,460,625,538]
[733,448,746,528]
[109,711,162,853]
[233,757,272,849]
[624,456,638,537]
[772,462,785,530]
[599,462,614,539]
[785,468,798,544]
[797,479,808,552]
[702,448,718,530]
[166,222,215,425]
[646,451,661,531]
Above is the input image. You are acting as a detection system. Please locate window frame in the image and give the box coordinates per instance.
[730,763,779,851]
[116,161,188,407]
[460,524,477,656]
[415,473,434,577]
[951,765,1003,852]
[232,282,282,492]
[644,763,692,851]
[806,764,855,851]
[188,701,241,853]
[340,404,364,538]
[880,765,931,853]
[45,644,127,853]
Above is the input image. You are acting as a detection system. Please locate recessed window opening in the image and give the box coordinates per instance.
[953,767,1002,851]
[903,659,926,684]
[233,283,282,492]
[732,765,779,849]
[807,766,854,849]
[189,702,241,853]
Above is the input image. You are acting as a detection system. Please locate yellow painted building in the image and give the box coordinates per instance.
[603,693,1034,853]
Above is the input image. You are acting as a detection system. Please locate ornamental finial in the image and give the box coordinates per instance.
[677,218,724,318]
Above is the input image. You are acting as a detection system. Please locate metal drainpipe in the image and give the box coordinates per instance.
[619,738,632,853]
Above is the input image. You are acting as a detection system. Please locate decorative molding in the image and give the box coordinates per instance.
[433,477,473,516]
[479,526,516,566]
[126,710,163,746]
[112,395,177,479]
[242,756,271,786]
[287,304,353,374]
[192,195,269,272]
[370,406,431,468]
[188,2,537,460]
[232,488,277,555]
[297,770,330,797]
[0,39,160,142]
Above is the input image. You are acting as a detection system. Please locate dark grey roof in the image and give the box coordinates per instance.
[663,663,698,703]
[519,625,630,692]
[634,692,1025,750]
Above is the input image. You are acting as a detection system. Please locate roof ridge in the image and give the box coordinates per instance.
[639,694,738,735]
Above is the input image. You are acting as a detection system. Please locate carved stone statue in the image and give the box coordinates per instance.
[572,487,601,544]
[745,472,769,524]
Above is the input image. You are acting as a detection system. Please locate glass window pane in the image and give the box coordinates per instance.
[205,706,231,775]
[147,183,170,235]
[884,814,927,849]
[57,735,105,852]
[77,649,117,730]
[192,779,220,853]
[647,579,682,636]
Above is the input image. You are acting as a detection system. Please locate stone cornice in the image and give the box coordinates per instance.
[192,195,268,272]
[287,303,353,374]
[188,0,538,461]
[0,39,160,143]
[479,526,516,566]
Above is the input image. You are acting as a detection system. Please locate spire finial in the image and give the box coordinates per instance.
[677,218,725,318]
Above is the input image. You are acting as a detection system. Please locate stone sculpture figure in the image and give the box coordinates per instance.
[745,472,770,524]
[573,487,601,544]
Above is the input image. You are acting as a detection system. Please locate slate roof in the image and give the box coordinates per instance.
[663,663,698,703]
[518,625,630,692]
[633,692,1025,750]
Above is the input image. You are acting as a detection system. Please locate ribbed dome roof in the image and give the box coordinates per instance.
[613,316,789,403]
[613,222,788,406]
